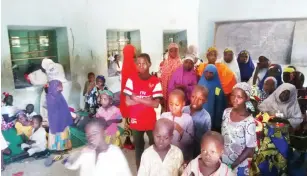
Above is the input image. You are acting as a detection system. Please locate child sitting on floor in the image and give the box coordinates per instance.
[25,104,37,121]
[138,118,183,176]
[21,115,47,156]
[160,89,194,162]
[15,111,33,140]
[64,118,132,176]
[1,94,18,131]
[95,90,122,146]
[182,85,211,158]
[182,131,235,176]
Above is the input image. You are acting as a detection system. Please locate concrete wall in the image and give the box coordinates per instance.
[198,0,307,86]
[1,0,199,109]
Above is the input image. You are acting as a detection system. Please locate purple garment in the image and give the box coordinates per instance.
[160,112,194,161]
[46,80,73,134]
[168,66,197,103]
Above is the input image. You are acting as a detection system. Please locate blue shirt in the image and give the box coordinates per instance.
[182,106,211,143]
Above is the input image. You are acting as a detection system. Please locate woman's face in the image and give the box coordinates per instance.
[239,53,248,63]
[223,51,233,63]
[231,88,248,109]
[207,51,217,64]
[183,59,194,71]
[204,71,214,80]
[279,90,290,102]
[96,78,104,87]
[169,48,178,59]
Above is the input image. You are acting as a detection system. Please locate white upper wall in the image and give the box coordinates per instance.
[1,0,199,91]
[198,0,307,55]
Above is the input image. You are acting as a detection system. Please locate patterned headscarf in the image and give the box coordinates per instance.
[206,47,218,56]
[99,90,114,99]
[233,82,252,98]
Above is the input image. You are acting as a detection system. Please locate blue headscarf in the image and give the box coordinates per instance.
[198,64,226,131]
[46,80,73,133]
[258,64,283,90]
[237,50,255,82]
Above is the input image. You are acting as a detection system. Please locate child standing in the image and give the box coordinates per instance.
[20,115,47,156]
[86,75,108,114]
[95,90,122,146]
[182,85,211,157]
[123,53,163,169]
[160,89,194,162]
[182,131,235,176]
[64,118,132,176]
[221,83,257,176]
[83,72,95,110]
[25,104,37,121]
[15,111,33,140]
[138,118,184,176]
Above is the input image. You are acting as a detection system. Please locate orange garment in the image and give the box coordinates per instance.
[160,43,182,108]
[197,63,236,95]
[120,44,137,118]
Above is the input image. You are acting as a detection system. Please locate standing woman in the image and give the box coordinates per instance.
[160,43,182,111]
[47,80,73,151]
[221,48,241,83]
[237,50,255,82]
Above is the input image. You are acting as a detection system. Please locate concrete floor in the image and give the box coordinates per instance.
[1,148,137,176]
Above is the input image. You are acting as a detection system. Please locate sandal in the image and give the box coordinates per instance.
[44,155,63,167]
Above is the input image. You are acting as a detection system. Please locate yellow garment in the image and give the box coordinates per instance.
[15,122,33,138]
[105,131,122,147]
[197,63,237,94]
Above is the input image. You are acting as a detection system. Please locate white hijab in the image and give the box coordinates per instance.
[220,48,241,83]
[258,83,303,128]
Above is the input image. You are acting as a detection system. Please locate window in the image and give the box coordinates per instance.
[163,30,188,59]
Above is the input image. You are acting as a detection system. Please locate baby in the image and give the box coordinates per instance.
[15,111,33,140]
[138,118,183,176]
[95,90,122,146]
[25,104,37,121]
[182,131,235,176]
[160,89,194,162]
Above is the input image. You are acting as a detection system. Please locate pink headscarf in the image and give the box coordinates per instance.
[161,43,182,108]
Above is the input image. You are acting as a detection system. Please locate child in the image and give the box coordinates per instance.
[221,83,257,176]
[123,53,163,169]
[182,131,235,176]
[21,115,47,156]
[160,89,194,162]
[64,118,132,176]
[25,104,37,121]
[86,75,108,114]
[138,118,184,176]
[182,85,211,157]
[95,90,122,146]
[1,94,18,130]
[15,111,33,140]
[83,72,95,110]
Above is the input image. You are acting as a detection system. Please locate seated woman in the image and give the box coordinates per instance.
[168,56,197,105]
[258,64,283,90]
[197,47,236,96]
[259,77,277,103]
[258,83,303,129]
[1,94,18,131]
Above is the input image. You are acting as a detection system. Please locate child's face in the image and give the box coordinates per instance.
[32,118,41,129]
[168,48,178,59]
[168,94,185,116]
[279,90,290,102]
[190,89,207,110]
[96,78,104,87]
[207,51,217,64]
[18,115,27,125]
[204,71,214,80]
[263,79,275,94]
[26,106,34,114]
[99,94,111,108]
[88,74,95,82]
[230,88,248,109]
[136,57,150,74]
[153,125,173,151]
[200,137,223,167]
[85,124,105,150]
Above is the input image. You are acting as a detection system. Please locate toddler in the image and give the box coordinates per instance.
[26,104,37,121]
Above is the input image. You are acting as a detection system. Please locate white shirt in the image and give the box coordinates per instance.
[138,145,184,176]
[30,127,47,150]
[26,111,37,120]
[66,145,132,176]
[1,105,18,117]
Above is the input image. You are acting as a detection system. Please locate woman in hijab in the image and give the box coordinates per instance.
[258,83,303,129]
[197,47,237,97]
[160,43,182,110]
[237,50,255,82]
[221,48,241,83]
[47,80,73,151]
[120,44,138,150]
[168,56,197,104]
[258,64,283,90]
[198,64,227,132]
[283,66,305,89]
